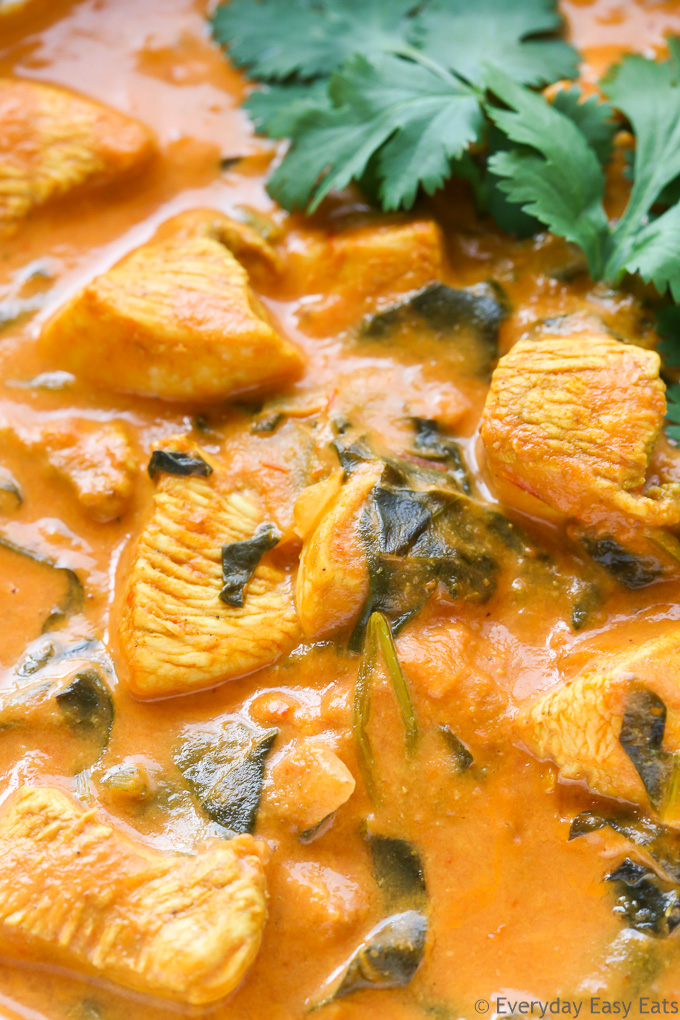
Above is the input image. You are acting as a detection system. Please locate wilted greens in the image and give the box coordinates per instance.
[220,523,281,607]
[55,670,114,751]
[366,832,427,911]
[606,858,680,938]
[619,686,677,814]
[0,666,114,769]
[175,717,277,833]
[439,726,474,772]
[581,535,663,590]
[312,909,428,1009]
[361,282,504,378]
[0,534,83,633]
[147,449,213,480]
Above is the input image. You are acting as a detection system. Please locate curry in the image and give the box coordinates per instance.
[2,1,680,1019]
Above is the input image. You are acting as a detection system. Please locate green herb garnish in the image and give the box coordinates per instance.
[211,0,577,212]
[210,1,680,310]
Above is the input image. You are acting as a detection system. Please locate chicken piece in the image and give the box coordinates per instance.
[42,420,136,521]
[293,470,343,541]
[0,786,266,1005]
[0,662,112,734]
[0,416,136,521]
[298,220,444,335]
[0,415,136,521]
[157,208,283,283]
[232,417,329,546]
[264,739,356,833]
[40,221,304,402]
[120,438,300,698]
[481,331,680,528]
[295,463,382,639]
[0,79,155,234]
[516,628,680,808]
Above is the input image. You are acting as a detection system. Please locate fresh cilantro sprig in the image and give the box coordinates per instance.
[411,0,578,88]
[212,0,680,311]
[471,87,615,239]
[212,0,419,82]
[213,0,578,87]
[212,0,579,212]
[485,67,611,278]
[486,41,680,300]
[267,54,485,213]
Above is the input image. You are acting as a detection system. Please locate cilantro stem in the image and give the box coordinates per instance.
[391,43,472,90]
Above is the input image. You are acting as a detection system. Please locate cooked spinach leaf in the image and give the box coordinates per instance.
[0,534,83,633]
[220,522,281,607]
[55,669,114,751]
[331,436,378,478]
[581,534,662,589]
[361,282,503,377]
[353,487,501,644]
[366,832,427,910]
[373,488,432,556]
[100,762,152,802]
[251,410,286,434]
[147,449,213,480]
[606,858,680,938]
[569,810,680,885]
[570,577,603,631]
[315,910,428,1008]
[175,718,277,833]
[0,666,113,767]
[620,686,675,813]
[339,431,594,642]
[440,726,474,771]
[411,419,472,495]
[16,639,55,678]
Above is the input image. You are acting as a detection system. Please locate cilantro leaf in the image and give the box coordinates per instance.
[244,81,331,138]
[414,0,579,86]
[268,54,484,212]
[658,305,680,367]
[485,68,610,275]
[603,41,680,283]
[623,203,680,303]
[551,86,616,165]
[655,174,680,209]
[477,91,614,238]
[211,0,417,82]
[665,383,680,442]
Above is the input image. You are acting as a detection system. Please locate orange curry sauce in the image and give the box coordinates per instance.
[1,2,680,1019]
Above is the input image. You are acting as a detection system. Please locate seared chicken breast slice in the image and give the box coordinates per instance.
[0,786,267,1005]
[41,223,304,402]
[295,464,381,639]
[0,78,155,233]
[120,438,300,698]
[481,331,680,527]
[517,628,680,809]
